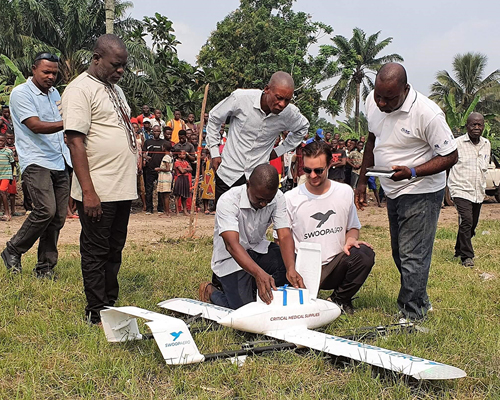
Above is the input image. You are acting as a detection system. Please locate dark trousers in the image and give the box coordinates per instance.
[7,165,69,273]
[453,197,482,261]
[210,243,289,309]
[387,189,443,320]
[214,172,246,207]
[319,245,375,303]
[76,200,132,323]
[144,169,163,213]
[21,178,33,211]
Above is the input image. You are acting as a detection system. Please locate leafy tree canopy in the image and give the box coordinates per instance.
[430,52,500,116]
[322,28,403,134]
[197,0,338,123]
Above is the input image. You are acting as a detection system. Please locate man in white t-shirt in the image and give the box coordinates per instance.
[199,164,304,309]
[356,63,458,322]
[284,141,374,314]
[63,35,138,325]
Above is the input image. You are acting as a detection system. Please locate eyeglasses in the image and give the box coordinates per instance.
[34,53,59,63]
[303,166,327,175]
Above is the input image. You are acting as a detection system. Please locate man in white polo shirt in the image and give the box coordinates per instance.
[356,63,458,322]
[199,164,304,309]
[284,141,374,314]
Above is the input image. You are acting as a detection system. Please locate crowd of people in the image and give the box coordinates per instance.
[1,34,493,328]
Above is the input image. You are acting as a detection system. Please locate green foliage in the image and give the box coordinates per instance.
[197,0,335,123]
[443,92,481,134]
[337,111,369,139]
[430,52,500,116]
[322,28,403,133]
[0,0,161,115]
[139,13,206,117]
[309,117,337,137]
[0,54,26,104]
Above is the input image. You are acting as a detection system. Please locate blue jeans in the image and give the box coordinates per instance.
[210,243,288,309]
[386,189,444,320]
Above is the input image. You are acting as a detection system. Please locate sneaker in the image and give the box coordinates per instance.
[397,311,428,324]
[462,258,474,267]
[145,211,152,215]
[198,281,215,303]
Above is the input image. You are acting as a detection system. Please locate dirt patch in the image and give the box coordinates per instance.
[1,201,499,246]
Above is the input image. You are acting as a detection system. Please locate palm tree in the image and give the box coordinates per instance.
[429,52,500,115]
[105,0,115,34]
[323,28,403,133]
[0,0,161,109]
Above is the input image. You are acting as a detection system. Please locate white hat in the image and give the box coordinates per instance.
[143,118,152,124]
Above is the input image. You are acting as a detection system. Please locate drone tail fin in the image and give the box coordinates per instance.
[146,319,205,365]
[100,306,204,365]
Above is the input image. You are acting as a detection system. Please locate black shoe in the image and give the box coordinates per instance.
[339,301,355,315]
[462,258,474,267]
[327,293,355,315]
[85,312,102,325]
[35,269,57,280]
[1,247,22,274]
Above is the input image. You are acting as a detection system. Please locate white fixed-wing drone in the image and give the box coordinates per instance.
[100,243,466,381]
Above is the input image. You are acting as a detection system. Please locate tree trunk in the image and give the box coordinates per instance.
[105,0,114,34]
[355,81,360,136]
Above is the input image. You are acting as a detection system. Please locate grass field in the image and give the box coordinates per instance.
[1,219,499,399]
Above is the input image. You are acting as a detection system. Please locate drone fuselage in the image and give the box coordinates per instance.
[218,287,341,334]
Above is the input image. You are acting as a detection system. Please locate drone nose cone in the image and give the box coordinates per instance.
[218,314,233,328]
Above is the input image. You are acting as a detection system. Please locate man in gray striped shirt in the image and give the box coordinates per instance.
[205,71,309,205]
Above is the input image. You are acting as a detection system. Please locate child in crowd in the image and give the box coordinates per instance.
[5,130,22,216]
[173,150,192,216]
[0,135,15,221]
[367,176,382,207]
[132,121,146,211]
[200,149,215,214]
[156,142,173,217]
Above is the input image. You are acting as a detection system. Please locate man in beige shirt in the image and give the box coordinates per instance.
[62,34,138,325]
[448,112,491,267]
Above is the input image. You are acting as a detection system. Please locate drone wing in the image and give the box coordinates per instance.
[265,327,466,380]
[158,298,233,322]
[100,306,205,365]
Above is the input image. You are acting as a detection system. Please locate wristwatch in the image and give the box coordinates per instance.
[409,167,417,180]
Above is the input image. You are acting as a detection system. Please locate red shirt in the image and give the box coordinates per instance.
[270,154,283,176]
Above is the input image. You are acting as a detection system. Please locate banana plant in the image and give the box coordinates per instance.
[0,54,26,104]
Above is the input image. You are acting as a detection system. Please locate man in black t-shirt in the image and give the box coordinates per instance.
[328,142,347,182]
[143,125,167,214]
[173,130,195,161]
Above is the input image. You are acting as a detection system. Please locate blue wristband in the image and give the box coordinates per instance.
[410,167,417,178]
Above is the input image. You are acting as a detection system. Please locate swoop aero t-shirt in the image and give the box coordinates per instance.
[284,181,361,265]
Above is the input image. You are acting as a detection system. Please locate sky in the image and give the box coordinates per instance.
[129,0,500,122]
